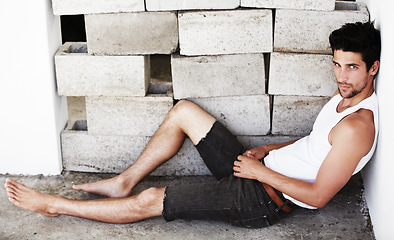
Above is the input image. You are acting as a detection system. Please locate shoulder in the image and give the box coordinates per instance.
[341,108,374,131]
[330,109,375,155]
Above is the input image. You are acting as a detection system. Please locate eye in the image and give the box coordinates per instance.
[349,65,358,70]
[333,62,340,67]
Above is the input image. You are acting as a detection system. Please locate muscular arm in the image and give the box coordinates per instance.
[234,109,375,208]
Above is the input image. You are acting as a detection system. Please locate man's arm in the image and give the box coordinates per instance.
[242,139,299,160]
[234,109,375,208]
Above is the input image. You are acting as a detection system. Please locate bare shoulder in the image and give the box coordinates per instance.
[341,108,375,132]
[330,108,375,155]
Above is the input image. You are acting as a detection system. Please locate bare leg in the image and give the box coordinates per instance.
[73,100,216,197]
[5,178,164,224]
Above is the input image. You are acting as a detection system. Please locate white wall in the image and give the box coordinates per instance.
[0,0,67,174]
[360,0,394,239]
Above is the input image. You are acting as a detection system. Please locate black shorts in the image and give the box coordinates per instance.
[162,121,290,228]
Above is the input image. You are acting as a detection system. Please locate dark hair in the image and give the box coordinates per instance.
[329,21,381,70]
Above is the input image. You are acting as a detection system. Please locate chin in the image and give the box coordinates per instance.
[338,88,359,99]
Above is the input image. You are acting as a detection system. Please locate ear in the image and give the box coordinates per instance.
[369,60,380,76]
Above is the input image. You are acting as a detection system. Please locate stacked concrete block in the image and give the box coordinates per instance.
[241,0,335,11]
[54,4,181,174]
[55,42,150,97]
[85,12,178,55]
[274,1,369,54]
[53,0,370,175]
[86,83,173,136]
[173,9,272,139]
[272,96,330,136]
[61,120,210,175]
[146,0,240,11]
[178,9,273,56]
[62,120,298,175]
[190,95,271,136]
[267,1,368,136]
[268,52,337,97]
[51,0,145,15]
[172,53,265,99]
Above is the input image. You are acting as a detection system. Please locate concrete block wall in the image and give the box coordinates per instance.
[53,0,369,175]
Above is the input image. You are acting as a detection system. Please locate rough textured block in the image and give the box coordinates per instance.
[269,52,337,97]
[172,53,265,99]
[241,0,335,11]
[55,42,150,97]
[61,121,300,175]
[86,83,173,136]
[85,12,178,55]
[190,95,270,135]
[179,9,273,56]
[51,0,145,15]
[146,0,239,11]
[272,96,330,136]
[61,120,210,175]
[274,1,369,54]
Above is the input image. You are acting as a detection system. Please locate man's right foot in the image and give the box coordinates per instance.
[72,176,133,198]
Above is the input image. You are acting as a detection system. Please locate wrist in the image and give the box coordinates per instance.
[259,145,269,156]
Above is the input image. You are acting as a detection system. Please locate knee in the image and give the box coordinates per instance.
[169,100,196,119]
[134,187,164,210]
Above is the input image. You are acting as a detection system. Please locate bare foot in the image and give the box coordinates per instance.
[4,178,62,217]
[72,175,133,198]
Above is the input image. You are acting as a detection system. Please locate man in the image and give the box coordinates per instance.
[5,21,381,227]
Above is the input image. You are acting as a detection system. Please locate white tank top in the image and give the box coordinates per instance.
[264,92,379,209]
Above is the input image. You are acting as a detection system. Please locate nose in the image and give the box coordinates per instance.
[336,68,349,83]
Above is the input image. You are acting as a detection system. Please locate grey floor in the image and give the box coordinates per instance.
[1,172,374,239]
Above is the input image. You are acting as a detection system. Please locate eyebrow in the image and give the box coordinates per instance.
[333,61,361,67]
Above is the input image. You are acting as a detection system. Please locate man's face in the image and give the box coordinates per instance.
[333,50,371,99]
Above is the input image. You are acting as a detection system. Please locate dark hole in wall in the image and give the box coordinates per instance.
[60,15,86,43]
[72,120,88,131]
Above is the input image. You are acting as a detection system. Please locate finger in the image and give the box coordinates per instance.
[233,171,242,178]
[246,151,255,157]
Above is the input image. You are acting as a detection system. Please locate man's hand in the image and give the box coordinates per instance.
[242,146,267,160]
[233,155,265,180]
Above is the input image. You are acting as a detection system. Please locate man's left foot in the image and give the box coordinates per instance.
[4,178,61,217]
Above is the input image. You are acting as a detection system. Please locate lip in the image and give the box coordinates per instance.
[338,83,350,90]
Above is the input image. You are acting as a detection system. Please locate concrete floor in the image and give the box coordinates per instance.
[1,172,374,239]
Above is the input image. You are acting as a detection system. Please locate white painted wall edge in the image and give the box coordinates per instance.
[0,0,67,175]
[359,0,394,239]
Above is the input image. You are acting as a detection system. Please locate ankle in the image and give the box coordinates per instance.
[115,174,136,190]
[45,195,64,217]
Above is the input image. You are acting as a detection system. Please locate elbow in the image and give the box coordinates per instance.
[313,201,327,209]
[309,196,330,209]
